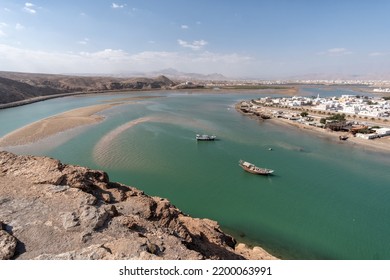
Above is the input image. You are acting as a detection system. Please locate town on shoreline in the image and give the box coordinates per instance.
[236,94,390,153]
[2,68,390,110]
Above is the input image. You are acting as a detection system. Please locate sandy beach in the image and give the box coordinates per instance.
[268,117,390,154]
[0,103,118,147]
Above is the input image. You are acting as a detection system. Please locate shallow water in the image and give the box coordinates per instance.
[1,90,390,259]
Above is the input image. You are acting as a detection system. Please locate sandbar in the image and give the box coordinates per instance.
[93,117,152,166]
[0,103,118,147]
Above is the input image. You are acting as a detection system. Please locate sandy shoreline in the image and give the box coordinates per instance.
[0,94,170,147]
[267,117,390,154]
[0,103,118,147]
[2,89,388,154]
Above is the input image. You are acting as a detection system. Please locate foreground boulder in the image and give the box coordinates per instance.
[0,151,276,260]
[0,221,17,260]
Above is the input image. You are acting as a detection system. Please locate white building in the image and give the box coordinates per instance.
[356,133,379,139]
[374,127,390,136]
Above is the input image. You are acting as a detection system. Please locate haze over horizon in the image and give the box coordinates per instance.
[1,0,390,79]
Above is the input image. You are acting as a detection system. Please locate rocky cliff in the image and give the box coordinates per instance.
[0,151,276,260]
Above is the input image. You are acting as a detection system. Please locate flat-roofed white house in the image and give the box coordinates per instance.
[374,128,390,136]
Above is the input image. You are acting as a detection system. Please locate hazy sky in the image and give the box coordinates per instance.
[1,0,390,78]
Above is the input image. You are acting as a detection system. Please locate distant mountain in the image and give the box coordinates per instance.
[151,68,229,81]
[116,68,229,81]
[0,71,176,105]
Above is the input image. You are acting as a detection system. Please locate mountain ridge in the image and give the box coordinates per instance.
[0,71,177,105]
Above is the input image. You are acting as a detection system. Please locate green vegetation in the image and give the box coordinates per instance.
[300,111,309,117]
[320,113,346,125]
[355,128,374,134]
[327,113,346,121]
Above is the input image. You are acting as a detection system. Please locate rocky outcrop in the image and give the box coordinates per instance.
[0,221,17,260]
[0,151,276,260]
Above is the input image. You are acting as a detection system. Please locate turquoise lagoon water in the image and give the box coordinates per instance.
[1,90,390,259]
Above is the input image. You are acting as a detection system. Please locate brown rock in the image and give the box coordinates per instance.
[235,243,278,260]
[34,244,112,260]
[61,212,80,230]
[0,151,276,260]
[0,230,17,260]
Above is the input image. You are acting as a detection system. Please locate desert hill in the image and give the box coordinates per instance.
[0,76,64,104]
[0,71,176,105]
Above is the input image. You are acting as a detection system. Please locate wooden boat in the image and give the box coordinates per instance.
[239,160,274,175]
[196,134,216,141]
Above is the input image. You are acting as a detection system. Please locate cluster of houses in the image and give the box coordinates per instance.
[238,94,390,140]
[255,95,390,118]
[373,88,390,93]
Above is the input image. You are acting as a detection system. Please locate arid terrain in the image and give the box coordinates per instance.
[0,71,176,106]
